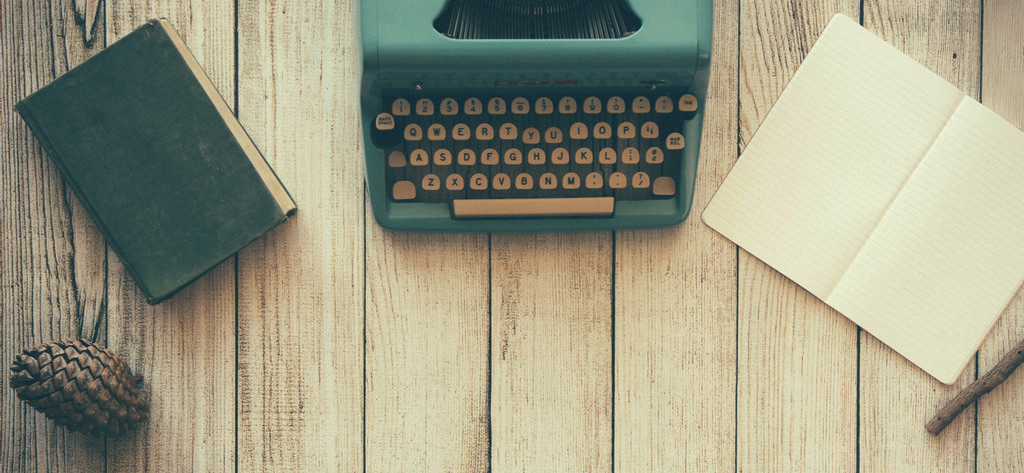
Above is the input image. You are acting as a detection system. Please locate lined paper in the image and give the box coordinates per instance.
[703,14,1024,384]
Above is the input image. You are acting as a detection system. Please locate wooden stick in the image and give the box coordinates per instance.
[926,336,1024,435]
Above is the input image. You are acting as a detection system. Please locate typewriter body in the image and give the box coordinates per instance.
[361,0,713,231]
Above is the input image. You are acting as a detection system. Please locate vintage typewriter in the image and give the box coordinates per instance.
[361,0,712,231]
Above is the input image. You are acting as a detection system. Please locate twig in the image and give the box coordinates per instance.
[926,336,1024,435]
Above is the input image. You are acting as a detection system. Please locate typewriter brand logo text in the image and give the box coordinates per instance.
[494,80,579,86]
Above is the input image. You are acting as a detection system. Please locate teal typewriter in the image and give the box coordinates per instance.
[361,0,712,231]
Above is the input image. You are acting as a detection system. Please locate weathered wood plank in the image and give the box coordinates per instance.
[977,1,1024,470]
[1,0,107,471]
[364,229,489,473]
[491,233,612,473]
[736,2,861,471]
[236,0,364,471]
[102,3,237,472]
[857,2,981,471]
[613,2,739,472]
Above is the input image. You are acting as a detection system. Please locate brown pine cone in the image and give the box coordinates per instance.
[9,338,149,435]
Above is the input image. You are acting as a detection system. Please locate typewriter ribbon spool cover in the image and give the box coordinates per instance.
[361,0,712,231]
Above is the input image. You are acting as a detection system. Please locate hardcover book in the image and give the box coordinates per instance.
[16,19,296,304]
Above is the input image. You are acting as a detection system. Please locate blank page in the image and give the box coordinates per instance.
[702,14,963,299]
[828,98,1024,384]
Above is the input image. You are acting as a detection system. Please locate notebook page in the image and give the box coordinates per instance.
[702,14,963,299]
[826,98,1024,384]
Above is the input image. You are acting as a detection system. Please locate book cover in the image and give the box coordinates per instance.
[702,14,1024,384]
[16,19,297,305]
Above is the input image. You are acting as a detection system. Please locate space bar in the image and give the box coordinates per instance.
[452,197,614,218]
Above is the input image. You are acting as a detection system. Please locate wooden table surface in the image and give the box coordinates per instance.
[3,0,1024,471]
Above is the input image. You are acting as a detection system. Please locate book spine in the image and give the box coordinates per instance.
[14,100,158,303]
[157,19,297,217]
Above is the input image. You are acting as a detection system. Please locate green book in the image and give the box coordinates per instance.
[16,19,297,304]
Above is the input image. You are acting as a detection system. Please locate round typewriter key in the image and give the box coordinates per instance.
[493,173,512,190]
[584,96,602,114]
[457,149,476,165]
[422,174,441,191]
[617,122,636,139]
[632,97,651,114]
[388,151,406,168]
[464,98,483,115]
[678,94,699,112]
[607,97,625,114]
[416,98,434,115]
[666,133,685,150]
[535,97,553,114]
[645,147,664,164]
[392,181,416,200]
[515,173,534,190]
[499,123,518,140]
[392,98,411,116]
[527,148,546,165]
[476,123,495,140]
[586,172,604,189]
[653,177,676,196]
[511,97,530,114]
[446,174,465,191]
[641,121,659,139]
[655,96,674,113]
[632,172,650,189]
[470,173,488,190]
[539,173,558,189]
[562,172,581,189]
[452,123,471,140]
[375,113,395,130]
[609,172,628,189]
[599,148,617,164]
[544,127,563,143]
[440,98,459,115]
[427,124,446,140]
[558,97,577,114]
[593,122,612,139]
[434,149,453,165]
[409,149,429,166]
[570,122,588,140]
[404,124,422,141]
[575,147,593,164]
[621,147,640,164]
[551,148,570,164]
[488,97,506,114]
[503,148,523,165]
[523,127,541,144]
[481,148,499,165]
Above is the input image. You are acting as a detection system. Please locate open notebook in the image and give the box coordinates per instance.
[703,14,1024,384]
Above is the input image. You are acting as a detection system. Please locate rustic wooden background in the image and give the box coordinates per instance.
[2,0,1023,471]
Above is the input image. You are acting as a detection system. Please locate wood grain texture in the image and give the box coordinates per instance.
[236,0,364,471]
[978,1,1024,470]
[364,229,489,473]
[858,2,981,471]
[102,3,237,472]
[613,2,739,472]
[736,2,860,472]
[491,233,612,473]
[1,0,107,471]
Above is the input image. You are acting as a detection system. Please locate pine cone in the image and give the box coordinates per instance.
[9,338,148,435]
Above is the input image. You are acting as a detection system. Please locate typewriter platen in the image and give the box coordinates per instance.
[361,0,713,231]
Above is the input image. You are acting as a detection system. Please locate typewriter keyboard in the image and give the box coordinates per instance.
[371,93,697,218]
